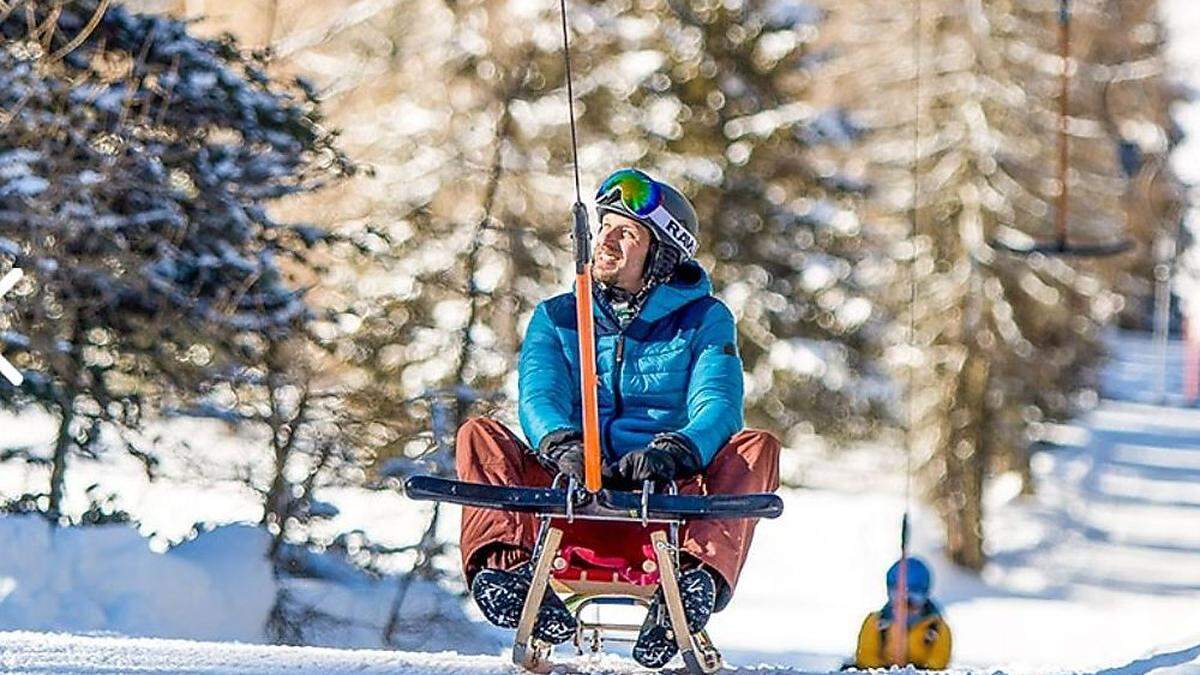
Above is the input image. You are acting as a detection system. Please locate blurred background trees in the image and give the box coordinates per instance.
[824,0,1184,567]
[1,0,1186,578]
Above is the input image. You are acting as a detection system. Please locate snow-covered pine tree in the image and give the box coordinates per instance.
[0,1,351,522]
[982,0,1184,490]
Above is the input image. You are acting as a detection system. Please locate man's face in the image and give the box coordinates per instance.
[593,213,652,292]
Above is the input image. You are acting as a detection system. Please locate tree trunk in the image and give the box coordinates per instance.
[937,347,989,571]
[1017,443,1036,496]
[46,401,75,522]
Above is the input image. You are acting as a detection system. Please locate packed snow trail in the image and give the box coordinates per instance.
[0,631,987,675]
[0,631,1008,675]
[0,632,1196,674]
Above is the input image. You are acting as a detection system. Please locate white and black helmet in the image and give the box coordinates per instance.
[594,168,700,281]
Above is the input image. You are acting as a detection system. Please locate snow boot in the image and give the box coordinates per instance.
[632,567,716,668]
[471,565,577,644]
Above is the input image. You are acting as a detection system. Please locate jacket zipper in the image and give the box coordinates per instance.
[603,333,626,460]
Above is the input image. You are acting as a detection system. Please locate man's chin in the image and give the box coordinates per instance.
[592,263,620,284]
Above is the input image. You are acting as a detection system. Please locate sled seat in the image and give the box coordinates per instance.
[549,518,664,585]
[551,576,657,600]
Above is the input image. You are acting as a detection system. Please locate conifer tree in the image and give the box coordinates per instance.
[0,1,350,521]
[828,0,1136,567]
[587,0,885,443]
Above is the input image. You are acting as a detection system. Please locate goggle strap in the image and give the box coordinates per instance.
[645,204,698,258]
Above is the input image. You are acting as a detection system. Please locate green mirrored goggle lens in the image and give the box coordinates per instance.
[596,169,662,217]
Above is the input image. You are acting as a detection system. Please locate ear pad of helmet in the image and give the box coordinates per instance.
[643,237,682,281]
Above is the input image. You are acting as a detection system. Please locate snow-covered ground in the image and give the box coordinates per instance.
[1,331,1199,673]
[702,331,1200,674]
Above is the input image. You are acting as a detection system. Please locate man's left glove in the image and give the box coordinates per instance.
[536,429,586,481]
[610,433,703,488]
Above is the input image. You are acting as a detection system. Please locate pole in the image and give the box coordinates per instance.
[1153,235,1174,403]
[558,0,603,492]
[1187,316,1200,405]
[888,515,911,666]
[573,204,603,491]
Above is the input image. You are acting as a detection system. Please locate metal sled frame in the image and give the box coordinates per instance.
[510,483,722,675]
[405,474,782,674]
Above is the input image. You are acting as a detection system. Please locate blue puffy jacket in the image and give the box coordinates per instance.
[518,262,744,467]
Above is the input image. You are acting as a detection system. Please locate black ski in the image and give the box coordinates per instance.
[404,476,783,521]
[405,475,576,514]
[597,489,783,521]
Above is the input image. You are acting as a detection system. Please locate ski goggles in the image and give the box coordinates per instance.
[595,169,698,258]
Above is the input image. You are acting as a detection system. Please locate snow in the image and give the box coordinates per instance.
[0,632,513,674]
[0,175,49,198]
[0,516,494,652]
[0,333,1198,672]
[0,519,272,642]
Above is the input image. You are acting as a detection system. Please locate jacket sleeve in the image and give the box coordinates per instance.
[919,616,952,669]
[676,300,744,465]
[518,302,579,451]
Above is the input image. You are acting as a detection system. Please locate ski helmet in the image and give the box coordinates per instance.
[594,168,700,281]
[886,557,932,599]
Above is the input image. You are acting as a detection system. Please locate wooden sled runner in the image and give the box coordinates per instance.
[405,475,784,674]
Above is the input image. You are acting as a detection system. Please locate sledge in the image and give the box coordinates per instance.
[405,474,783,673]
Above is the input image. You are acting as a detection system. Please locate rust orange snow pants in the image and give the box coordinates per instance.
[456,417,780,609]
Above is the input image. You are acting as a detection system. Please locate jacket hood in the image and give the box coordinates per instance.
[580,261,712,328]
[637,261,711,323]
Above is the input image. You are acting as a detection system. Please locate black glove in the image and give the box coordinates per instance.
[537,429,586,481]
[610,433,703,489]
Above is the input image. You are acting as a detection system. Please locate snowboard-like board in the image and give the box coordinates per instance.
[404,475,783,521]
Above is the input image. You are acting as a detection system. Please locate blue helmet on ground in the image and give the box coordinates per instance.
[886,557,932,599]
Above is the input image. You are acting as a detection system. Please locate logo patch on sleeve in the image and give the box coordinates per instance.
[722,342,737,356]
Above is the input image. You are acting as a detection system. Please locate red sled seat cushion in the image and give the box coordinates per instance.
[549,519,665,586]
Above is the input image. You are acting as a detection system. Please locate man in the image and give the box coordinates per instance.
[455,168,780,668]
[852,557,953,670]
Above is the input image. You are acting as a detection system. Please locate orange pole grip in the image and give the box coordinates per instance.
[575,269,603,492]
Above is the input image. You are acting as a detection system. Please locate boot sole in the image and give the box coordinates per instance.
[632,570,716,668]
[472,569,576,644]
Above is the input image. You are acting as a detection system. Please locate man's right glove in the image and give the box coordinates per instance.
[610,432,703,489]
[537,429,586,481]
